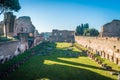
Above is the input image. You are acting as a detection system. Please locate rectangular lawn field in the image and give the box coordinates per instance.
[4,42,118,80]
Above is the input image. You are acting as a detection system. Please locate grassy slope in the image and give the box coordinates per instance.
[4,42,117,80]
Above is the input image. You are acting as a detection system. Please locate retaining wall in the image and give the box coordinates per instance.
[0,41,19,63]
[75,36,120,65]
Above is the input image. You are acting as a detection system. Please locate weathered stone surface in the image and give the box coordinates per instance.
[0,12,16,37]
[75,36,120,65]
[14,16,35,48]
[0,41,19,62]
[4,12,16,37]
[101,20,120,37]
[51,29,75,42]
[14,16,35,36]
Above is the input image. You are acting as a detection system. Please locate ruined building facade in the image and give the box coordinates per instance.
[0,12,16,37]
[51,29,75,42]
[4,12,16,37]
[100,20,120,37]
[14,16,35,49]
[14,16,35,36]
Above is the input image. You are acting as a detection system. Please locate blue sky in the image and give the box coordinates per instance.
[0,0,120,32]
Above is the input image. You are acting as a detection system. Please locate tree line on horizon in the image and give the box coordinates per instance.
[75,23,99,36]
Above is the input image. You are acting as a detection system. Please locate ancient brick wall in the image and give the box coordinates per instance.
[75,36,120,65]
[4,12,16,37]
[100,20,120,37]
[51,29,75,42]
[0,40,29,63]
[14,16,35,36]
[0,41,19,63]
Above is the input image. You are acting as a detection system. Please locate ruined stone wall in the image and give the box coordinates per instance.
[14,16,35,36]
[51,29,75,42]
[0,40,29,63]
[75,36,120,65]
[0,41,19,62]
[14,16,35,48]
[4,12,16,37]
[101,20,120,37]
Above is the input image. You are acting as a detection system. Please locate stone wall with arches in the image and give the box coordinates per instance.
[75,36,120,65]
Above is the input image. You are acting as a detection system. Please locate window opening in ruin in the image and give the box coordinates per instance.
[54,33,56,36]
[60,33,62,36]
[20,27,24,32]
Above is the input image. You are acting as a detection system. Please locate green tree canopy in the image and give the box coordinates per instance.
[75,23,99,36]
[89,28,99,36]
[75,23,89,35]
[75,25,83,35]
[83,29,90,36]
[0,0,21,14]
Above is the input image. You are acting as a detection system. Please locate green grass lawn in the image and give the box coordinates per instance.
[4,42,118,80]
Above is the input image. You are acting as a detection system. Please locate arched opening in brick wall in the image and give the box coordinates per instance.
[102,51,105,58]
[116,58,118,64]
[111,56,114,62]
[106,54,109,60]
[114,58,118,64]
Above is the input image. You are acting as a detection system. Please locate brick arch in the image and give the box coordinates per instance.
[115,58,118,64]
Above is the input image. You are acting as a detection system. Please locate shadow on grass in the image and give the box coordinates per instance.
[4,42,114,80]
[35,64,112,80]
[49,58,105,70]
